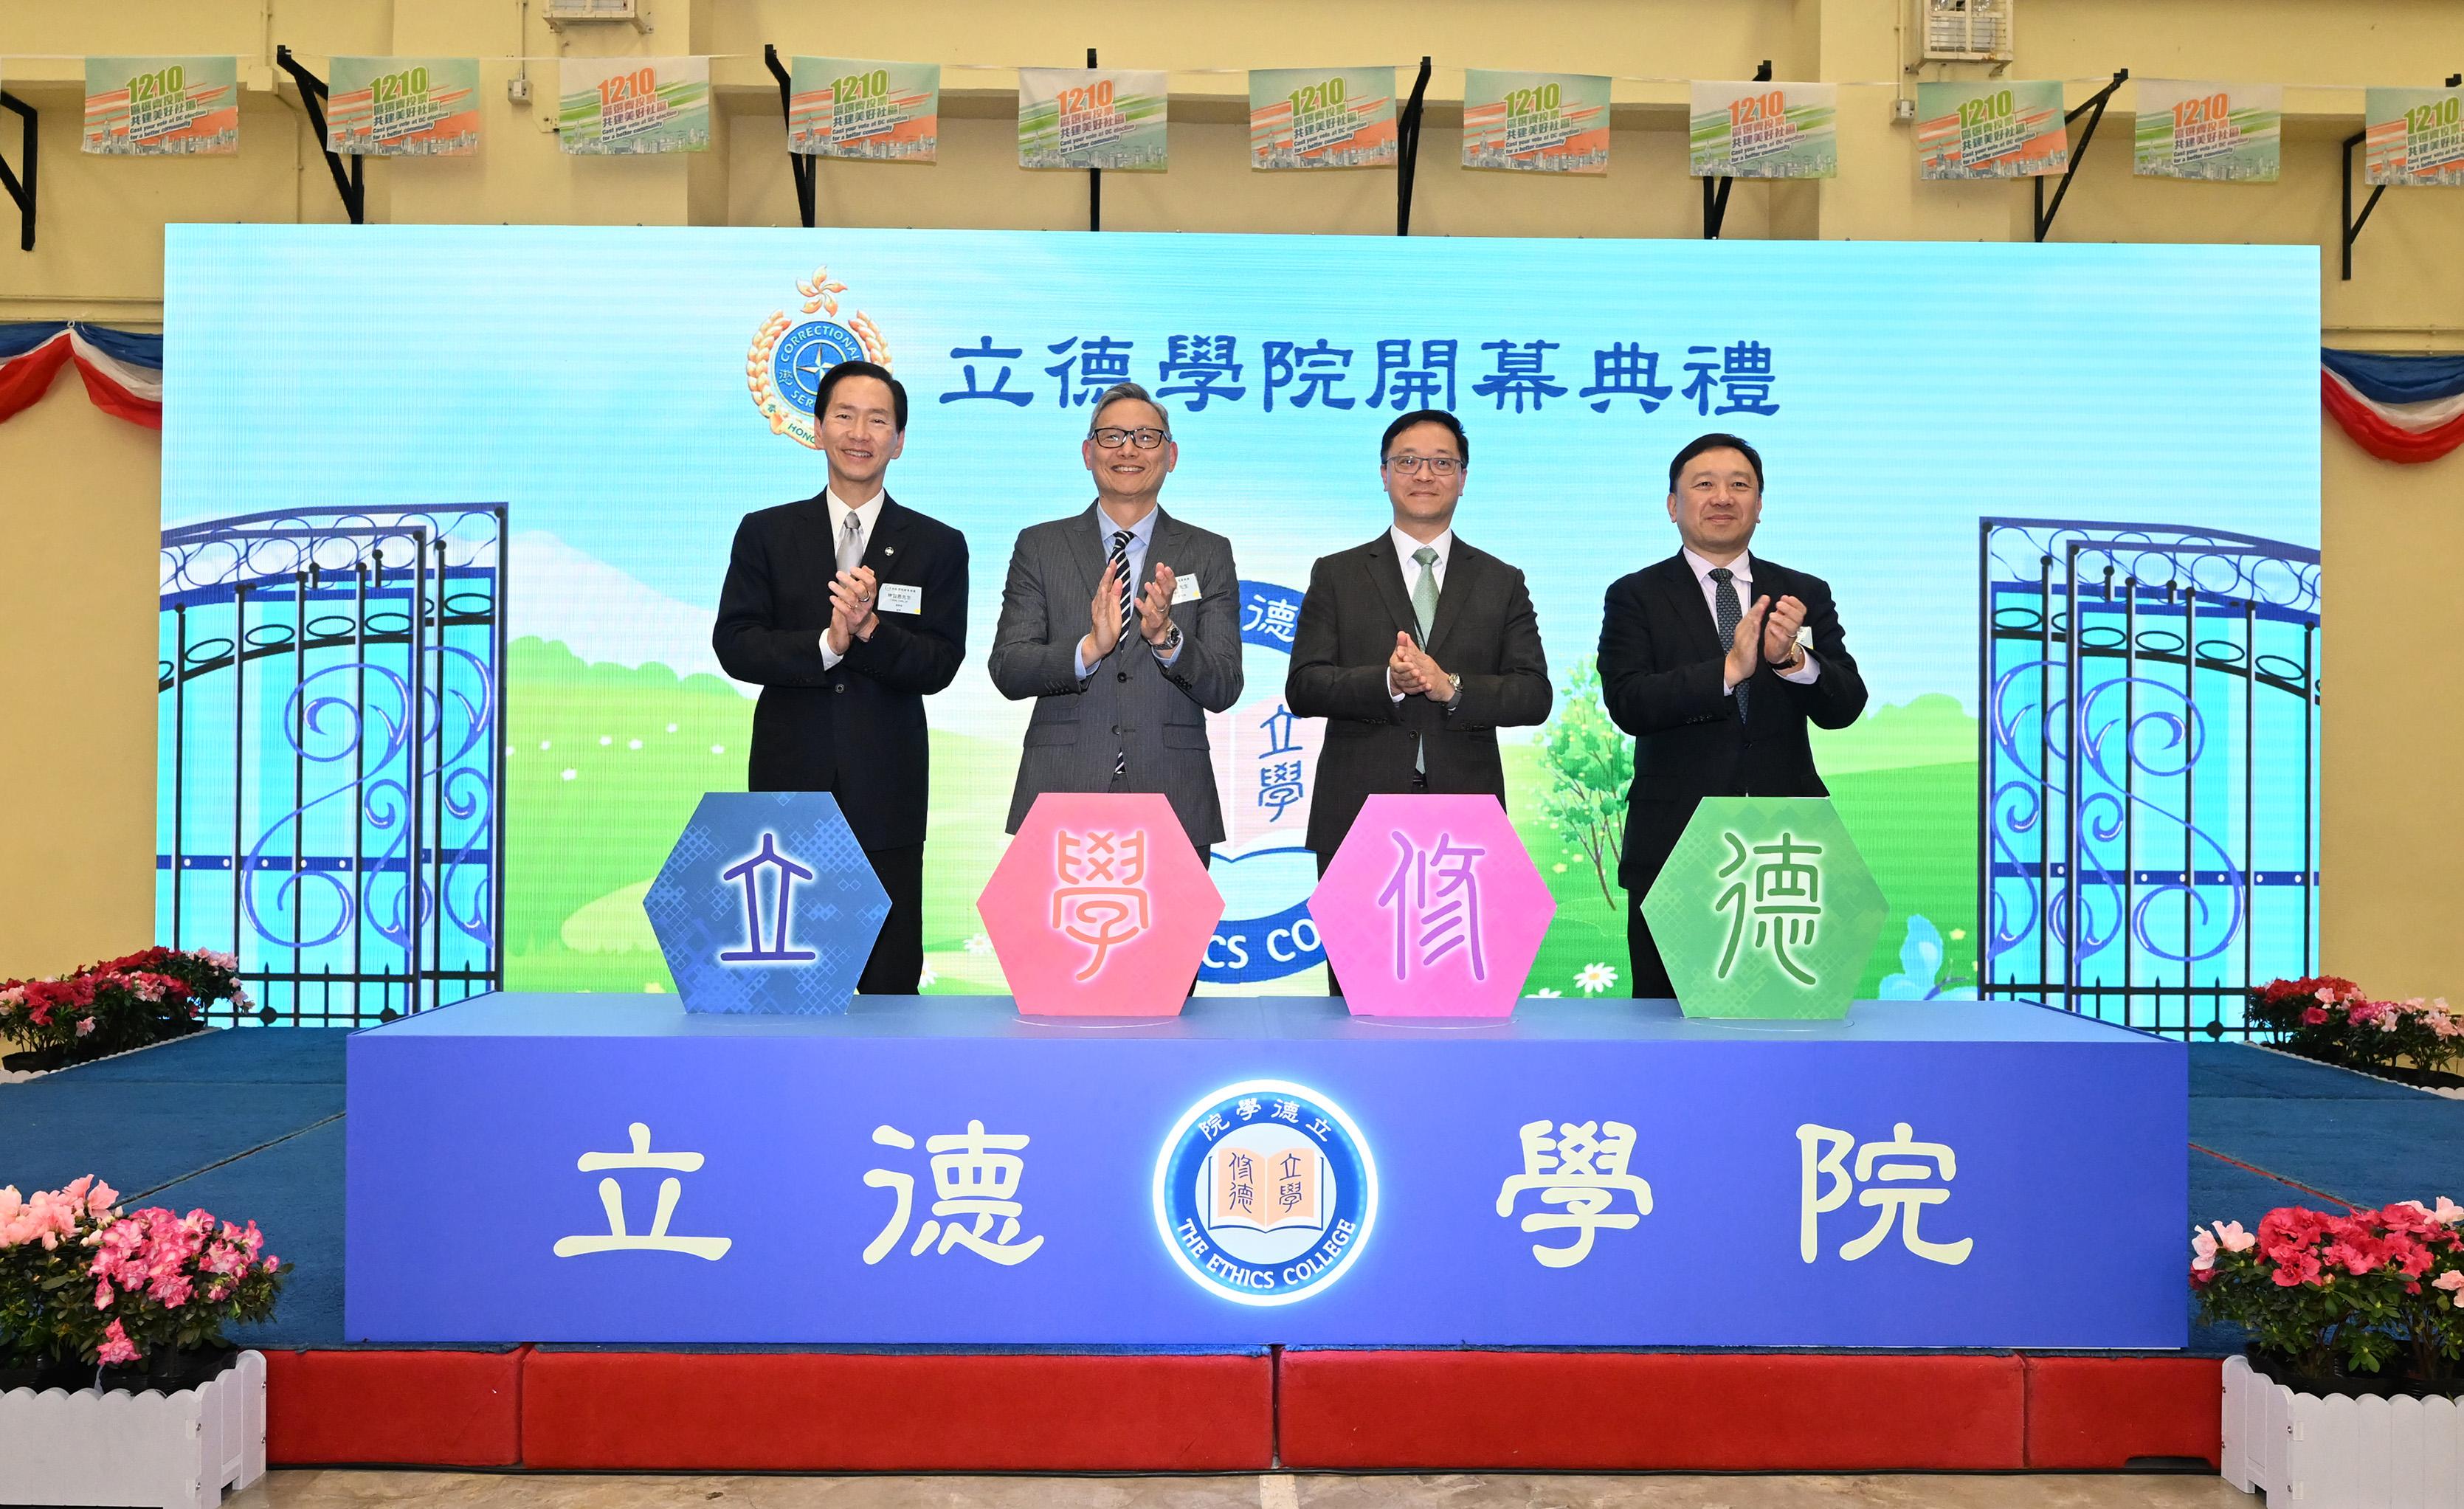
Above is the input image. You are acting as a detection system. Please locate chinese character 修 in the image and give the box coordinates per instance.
[1051,828,1152,980]
[1797,1122,1973,1265]
[938,338,1035,407]
[1378,829,1488,981]
[552,1122,733,1260]
[1494,1119,1654,1267]
[863,1121,1046,1265]
[1716,831,1823,985]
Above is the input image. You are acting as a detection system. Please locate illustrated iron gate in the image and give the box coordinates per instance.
[157,505,506,1026]
[1979,518,2321,1038]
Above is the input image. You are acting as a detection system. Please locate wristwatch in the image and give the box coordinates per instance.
[1773,638,1808,673]
[1155,623,1184,658]
[1443,671,1463,708]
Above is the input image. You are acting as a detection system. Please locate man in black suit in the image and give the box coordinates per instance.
[1286,410,1552,992]
[712,360,969,994]
[1598,432,1866,998]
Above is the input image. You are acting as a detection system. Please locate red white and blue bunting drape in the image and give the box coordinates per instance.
[2322,346,2464,464]
[0,322,163,430]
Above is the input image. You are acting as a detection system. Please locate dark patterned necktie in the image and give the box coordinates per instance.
[1111,529,1133,777]
[1709,566,1748,722]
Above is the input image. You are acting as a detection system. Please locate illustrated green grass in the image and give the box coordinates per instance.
[505,635,1978,1001]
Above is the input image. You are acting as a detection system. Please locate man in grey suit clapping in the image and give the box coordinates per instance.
[988,381,1244,852]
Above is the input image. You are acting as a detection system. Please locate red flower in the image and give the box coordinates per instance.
[2302,1006,2329,1025]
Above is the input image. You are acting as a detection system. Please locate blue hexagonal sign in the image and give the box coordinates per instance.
[643,792,889,1015]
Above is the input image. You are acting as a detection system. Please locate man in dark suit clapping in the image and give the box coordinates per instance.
[1285,410,1552,992]
[1598,432,1867,999]
[712,360,970,994]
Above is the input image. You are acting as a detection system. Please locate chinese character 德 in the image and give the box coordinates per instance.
[1045,335,1136,407]
[1797,1122,1973,1265]
[863,1122,1046,1265]
[1052,828,1151,979]
[1716,830,1823,985]
[552,1122,733,1260]
[1494,1119,1654,1267]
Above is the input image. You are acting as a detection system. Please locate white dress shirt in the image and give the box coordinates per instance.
[818,487,883,669]
[1681,546,1823,694]
[1387,525,1453,701]
[1073,503,1183,678]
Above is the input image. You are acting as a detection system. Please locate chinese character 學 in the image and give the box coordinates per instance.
[551,1122,733,1260]
[1257,704,1305,821]
[1579,343,1677,412]
[1797,1122,1973,1265]
[863,1122,1046,1265]
[939,337,1034,407]
[717,832,817,963]
[1368,339,1458,410]
[1472,339,1567,413]
[1262,339,1358,411]
[1494,1119,1654,1267]
[1045,335,1136,407]
[1716,830,1823,985]
[1156,335,1247,411]
[1377,829,1488,981]
[1051,828,1152,980]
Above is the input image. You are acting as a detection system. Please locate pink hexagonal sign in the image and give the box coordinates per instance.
[979,793,1226,1018]
[1309,794,1556,1018]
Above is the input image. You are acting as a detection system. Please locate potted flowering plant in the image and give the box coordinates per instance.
[2245,976,2464,1088]
[0,947,248,1073]
[2197,1198,2464,1503]
[0,1179,283,1508]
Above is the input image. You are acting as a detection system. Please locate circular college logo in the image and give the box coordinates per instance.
[1153,1079,1376,1307]
[746,265,892,449]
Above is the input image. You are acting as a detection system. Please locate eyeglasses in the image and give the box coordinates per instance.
[1091,427,1172,450]
[1385,455,1464,477]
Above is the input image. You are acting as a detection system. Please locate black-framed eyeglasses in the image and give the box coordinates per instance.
[1091,426,1172,450]
[1385,455,1464,477]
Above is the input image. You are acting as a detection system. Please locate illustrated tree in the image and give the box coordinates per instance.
[1537,657,1635,907]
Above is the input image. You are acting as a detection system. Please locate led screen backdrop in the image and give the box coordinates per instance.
[161,227,2319,1010]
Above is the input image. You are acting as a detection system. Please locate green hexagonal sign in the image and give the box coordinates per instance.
[1640,796,1888,1019]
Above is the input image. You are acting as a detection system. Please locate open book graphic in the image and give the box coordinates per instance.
[1204,1136,1332,1236]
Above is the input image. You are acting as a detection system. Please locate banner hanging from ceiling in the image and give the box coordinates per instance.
[326,58,482,156]
[83,56,238,156]
[1247,67,1397,169]
[2133,80,2280,182]
[1915,80,2069,179]
[559,55,711,155]
[788,56,940,162]
[1463,70,1611,174]
[1688,80,1836,179]
[1018,67,1168,171]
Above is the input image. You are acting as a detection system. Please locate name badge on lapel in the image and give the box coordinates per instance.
[877,584,923,615]
[1170,573,1201,605]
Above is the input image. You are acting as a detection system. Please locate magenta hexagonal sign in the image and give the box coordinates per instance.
[979,793,1226,1018]
[1308,794,1556,1018]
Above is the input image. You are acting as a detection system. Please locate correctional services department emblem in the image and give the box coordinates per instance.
[1153,1079,1376,1306]
[746,266,892,449]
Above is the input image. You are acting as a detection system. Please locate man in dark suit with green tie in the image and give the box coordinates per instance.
[1286,410,1553,992]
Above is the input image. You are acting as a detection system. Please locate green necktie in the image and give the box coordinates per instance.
[1411,546,1440,774]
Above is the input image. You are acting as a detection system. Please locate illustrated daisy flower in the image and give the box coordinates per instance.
[1526,988,1563,999]
[963,933,995,956]
[917,963,938,990]
[1574,962,1618,995]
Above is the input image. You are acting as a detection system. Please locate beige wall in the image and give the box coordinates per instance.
[3,0,2460,992]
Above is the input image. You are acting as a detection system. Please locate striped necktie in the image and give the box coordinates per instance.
[1111,530,1133,778]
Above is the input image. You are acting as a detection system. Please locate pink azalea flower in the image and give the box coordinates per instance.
[2191,1228,2220,1271]
[93,1279,114,1310]
[2214,1220,2257,1253]
[97,1320,139,1367]
[2432,1197,2464,1225]
[75,1017,95,1037]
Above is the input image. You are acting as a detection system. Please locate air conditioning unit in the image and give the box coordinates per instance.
[542,0,648,30]
[1922,0,2015,63]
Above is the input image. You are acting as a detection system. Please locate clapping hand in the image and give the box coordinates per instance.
[1136,564,1177,647]
[1389,631,1452,702]
[1082,557,1128,664]
[826,566,877,655]
[1724,595,1772,689]
[1761,593,1808,666]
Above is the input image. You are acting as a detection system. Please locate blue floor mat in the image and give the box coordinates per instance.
[52,1026,348,1085]
[2189,1042,2434,1101]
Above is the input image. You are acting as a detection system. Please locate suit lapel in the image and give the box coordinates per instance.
[1147,508,1188,595]
[1423,537,1480,657]
[862,494,914,576]
[1361,534,1422,645]
[1071,501,1111,604]
[1657,553,1725,659]
[794,491,841,597]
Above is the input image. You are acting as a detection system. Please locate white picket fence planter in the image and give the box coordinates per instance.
[2222,1353,2464,1507]
[0,1350,266,1509]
